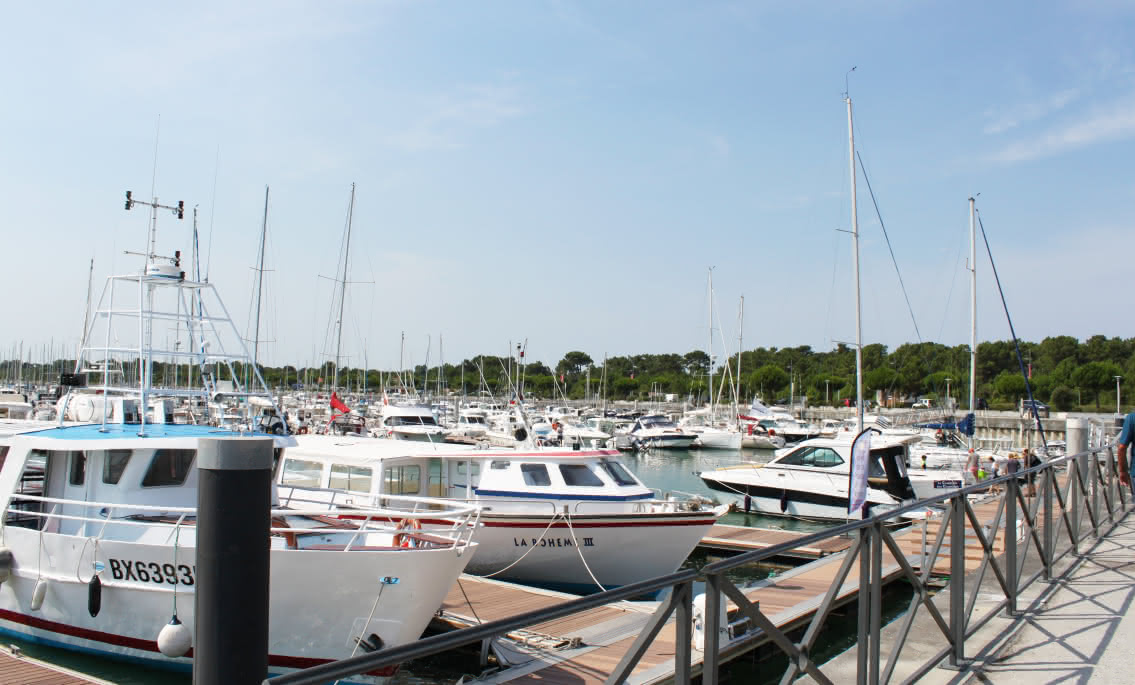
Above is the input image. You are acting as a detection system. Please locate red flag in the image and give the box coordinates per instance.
[560,373,564,382]
[330,392,350,414]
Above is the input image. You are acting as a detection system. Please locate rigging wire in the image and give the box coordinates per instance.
[976,211,1047,449]
[855,150,922,343]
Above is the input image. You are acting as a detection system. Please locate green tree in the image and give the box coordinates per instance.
[1071,360,1123,410]
[1049,385,1076,411]
[750,365,789,397]
[993,371,1026,401]
[556,351,593,377]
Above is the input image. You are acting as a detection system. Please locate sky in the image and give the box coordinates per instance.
[2,1,1133,371]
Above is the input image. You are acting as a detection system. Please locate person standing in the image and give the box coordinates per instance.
[1118,410,1135,489]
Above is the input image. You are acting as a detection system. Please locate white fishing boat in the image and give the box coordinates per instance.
[0,190,480,682]
[0,423,478,682]
[278,435,726,593]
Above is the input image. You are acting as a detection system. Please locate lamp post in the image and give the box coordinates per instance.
[1116,375,1123,415]
[825,379,830,405]
[945,378,952,408]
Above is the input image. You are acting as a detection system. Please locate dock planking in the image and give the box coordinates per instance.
[698,524,854,558]
[0,645,110,685]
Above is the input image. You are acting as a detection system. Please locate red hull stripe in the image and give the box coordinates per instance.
[482,519,717,528]
[0,608,396,676]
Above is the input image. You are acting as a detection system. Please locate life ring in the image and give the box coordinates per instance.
[297,426,309,435]
[767,428,775,436]
[393,518,422,549]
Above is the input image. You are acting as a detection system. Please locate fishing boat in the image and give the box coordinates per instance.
[277,435,726,593]
[0,191,479,682]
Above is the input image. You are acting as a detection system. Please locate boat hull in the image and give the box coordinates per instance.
[0,527,473,682]
[430,510,721,592]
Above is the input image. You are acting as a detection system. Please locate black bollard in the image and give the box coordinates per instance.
[194,437,272,685]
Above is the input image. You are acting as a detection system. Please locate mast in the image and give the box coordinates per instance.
[707,266,714,417]
[81,258,95,353]
[252,186,269,374]
[333,183,356,390]
[735,295,743,426]
[968,197,977,426]
[846,94,864,433]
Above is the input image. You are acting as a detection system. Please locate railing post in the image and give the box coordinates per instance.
[948,493,967,669]
[1091,447,1101,539]
[869,519,883,685]
[1043,464,1054,582]
[702,573,722,685]
[857,524,870,682]
[674,580,692,684]
[1005,473,1018,617]
[1069,459,1080,555]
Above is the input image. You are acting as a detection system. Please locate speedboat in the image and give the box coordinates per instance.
[278,435,726,593]
[626,414,698,450]
[375,404,446,442]
[698,433,973,521]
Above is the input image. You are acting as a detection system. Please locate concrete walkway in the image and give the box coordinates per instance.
[970,515,1135,684]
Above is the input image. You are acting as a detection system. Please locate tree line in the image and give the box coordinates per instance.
[5,334,1131,412]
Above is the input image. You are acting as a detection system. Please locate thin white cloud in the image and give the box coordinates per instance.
[384,84,526,151]
[982,88,1080,135]
[990,92,1135,163]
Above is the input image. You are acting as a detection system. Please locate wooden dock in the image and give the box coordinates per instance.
[437,549,906,684]
[0,645,110,685]
[431,488,1063,684]
[698,524,854,558]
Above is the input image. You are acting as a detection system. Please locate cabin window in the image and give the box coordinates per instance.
[69,453,86,486]
[559,464,603,487]
[384,465,421,495]
[456,462,481,476]
[599,461,637,486]
[809,448,844,468]
[521,463,551,486]
[141,449,195,487]
[102,450,131,484]
[330,464,373,493]
[281,459,324,488]
[4,450,50,529]
[490,460,510,470]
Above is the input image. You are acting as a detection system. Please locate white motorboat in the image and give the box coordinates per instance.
[375,403,446,443]
[698,433,974,521]
[278,436,726,593]
[626,414,698,450]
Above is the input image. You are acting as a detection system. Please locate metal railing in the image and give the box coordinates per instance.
[266,445,1128,685]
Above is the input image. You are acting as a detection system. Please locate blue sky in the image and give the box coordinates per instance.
[2,1,1133,371]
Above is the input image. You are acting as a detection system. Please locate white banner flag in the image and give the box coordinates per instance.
[848,428,874,516]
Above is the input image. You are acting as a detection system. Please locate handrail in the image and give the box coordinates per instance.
[267,443,1126,685]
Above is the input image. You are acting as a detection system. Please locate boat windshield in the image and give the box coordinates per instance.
[599,460,638,486]
[390,415,439,427]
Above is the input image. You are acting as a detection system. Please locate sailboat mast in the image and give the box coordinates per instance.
[333,183,356,390]
[707,267,714,416]
[968,196,977,420]
[252,186,269,372]
[846,95,864,433]
[735,295,743,424]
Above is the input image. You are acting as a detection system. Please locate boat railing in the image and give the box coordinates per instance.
[3,492,480,552]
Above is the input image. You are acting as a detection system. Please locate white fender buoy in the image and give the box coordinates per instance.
[30,578,47,611]
[157,615,192,657]
[0,547,12,585]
